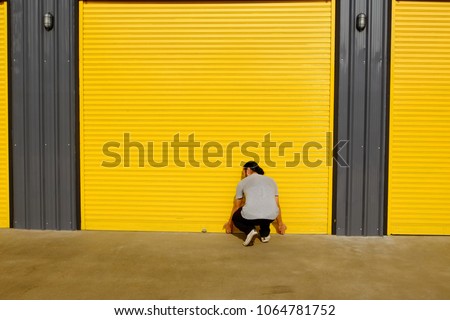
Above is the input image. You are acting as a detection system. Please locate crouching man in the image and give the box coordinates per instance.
[223,161,287,246]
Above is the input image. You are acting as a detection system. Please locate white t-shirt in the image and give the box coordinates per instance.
[235,173,279,220]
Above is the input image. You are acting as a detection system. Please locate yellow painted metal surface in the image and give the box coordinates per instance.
[0,1,8,228]
[79,1,335,233]
[389,0,450,235]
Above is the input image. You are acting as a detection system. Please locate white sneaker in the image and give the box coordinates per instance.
[243,229,258,246]
[261,235,271,243]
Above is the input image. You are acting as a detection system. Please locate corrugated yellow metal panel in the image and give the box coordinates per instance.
[389,0,450,235]
[0,1,9,228]
[79,1,335,233]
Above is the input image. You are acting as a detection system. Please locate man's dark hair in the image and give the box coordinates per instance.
[243,161,265,175]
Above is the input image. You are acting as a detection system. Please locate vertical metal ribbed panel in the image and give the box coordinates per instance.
[0,1,9,228]
[389,1,450,234]
[334,0,389,235]
[10,0,77,230]
[79,1,335,233]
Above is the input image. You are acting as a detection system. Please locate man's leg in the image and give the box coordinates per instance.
[232,209,259,246]
[232,208,255,235]
[258,219,274,237]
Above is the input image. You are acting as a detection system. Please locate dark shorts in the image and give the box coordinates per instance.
[231,207,274,237]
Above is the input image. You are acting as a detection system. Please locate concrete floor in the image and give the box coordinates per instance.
[0,229,449,300]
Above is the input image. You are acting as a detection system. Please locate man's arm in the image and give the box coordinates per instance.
[275,196,287,235]
[223,198,243,233]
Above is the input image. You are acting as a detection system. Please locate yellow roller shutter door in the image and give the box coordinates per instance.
[79,1,335,233]
[389,1,450,234]
[0,1,8,229]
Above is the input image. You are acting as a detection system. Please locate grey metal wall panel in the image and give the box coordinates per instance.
[365,0,389,236]
[335,0,389,235]
[10,0,77,230]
